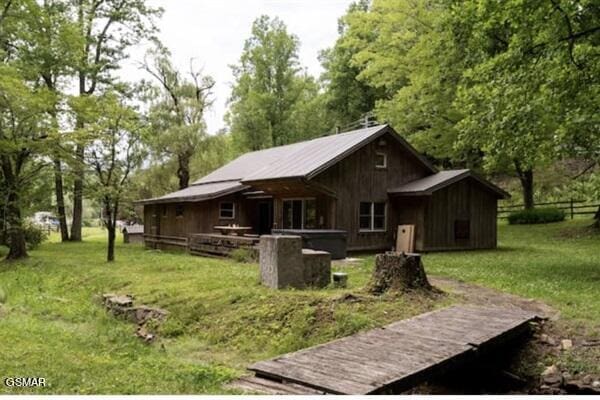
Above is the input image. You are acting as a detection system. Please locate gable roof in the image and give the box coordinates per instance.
[388,169,510,198]
[194,124,436,185]
[138,125,437,204]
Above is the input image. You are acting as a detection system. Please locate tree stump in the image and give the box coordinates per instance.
[369,252,432,295]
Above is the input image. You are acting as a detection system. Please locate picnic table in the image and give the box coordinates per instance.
[213,225,253,236]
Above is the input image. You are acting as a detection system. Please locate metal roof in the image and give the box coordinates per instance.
[136,181,248,204]
[388,169,509,198]
[194,124,435,185]
[139,125,438,204]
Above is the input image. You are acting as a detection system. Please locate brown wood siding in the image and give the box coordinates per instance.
[422,178,498,251]
[145,193,252,239]
[313,132,431,251]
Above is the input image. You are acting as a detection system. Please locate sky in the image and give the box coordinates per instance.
[120,0,354,134]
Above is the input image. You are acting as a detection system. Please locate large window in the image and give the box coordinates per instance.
[283,198,316,229]
[359,202,386,232]
[219,202,235,219]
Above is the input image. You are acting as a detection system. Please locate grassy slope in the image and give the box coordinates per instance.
[0,228,444,394]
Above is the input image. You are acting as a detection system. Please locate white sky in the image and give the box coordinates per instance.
[120,0,354,134]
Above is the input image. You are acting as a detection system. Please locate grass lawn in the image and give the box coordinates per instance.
[0,228,446,394]
[0,219,598,394]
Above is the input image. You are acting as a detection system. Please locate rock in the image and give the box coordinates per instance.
[540,333,557,346]
[582,375,593,385]
[104,294,134,309]
[561,339,573,350]
[582,339,600,347]
[136,326,155,343]
[541,365,562,386]
[562,372,572,381]
[593,381,600,388]
[542,365,559,376]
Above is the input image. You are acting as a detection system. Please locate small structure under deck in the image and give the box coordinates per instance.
[232,305,540,394]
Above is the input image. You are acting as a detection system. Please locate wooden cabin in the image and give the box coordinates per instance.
[138,125,508,253]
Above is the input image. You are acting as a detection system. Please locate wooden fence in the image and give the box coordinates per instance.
[498,199,600,219]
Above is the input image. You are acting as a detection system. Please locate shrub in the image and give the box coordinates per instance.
[230,247,258,263]
[507,207,566,225]
[22,222,49,249]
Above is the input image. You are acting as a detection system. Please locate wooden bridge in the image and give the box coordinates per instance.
[231,305,540,395]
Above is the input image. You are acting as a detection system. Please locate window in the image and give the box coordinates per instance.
[282,198,316,229]
[175,204,184,217]
[219,202,235,219]
[359,202,386,232]
[454,220,470,240]
[162,205,167,217]
[375,152,387,169]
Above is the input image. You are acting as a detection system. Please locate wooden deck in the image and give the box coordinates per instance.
[234,305,539,395]
[188,233,259,257]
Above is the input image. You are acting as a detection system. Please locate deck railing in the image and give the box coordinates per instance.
[143,234,189,248]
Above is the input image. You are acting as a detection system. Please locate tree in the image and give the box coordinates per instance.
[0,65,55,260]
[69,0,161,242]
[228,15,312,150]
[319,0,383,127]
[76,91,144,262]
[142,43,215,189]
[336,0,466,163]
[452,0,600,209]
[17,0,83,241]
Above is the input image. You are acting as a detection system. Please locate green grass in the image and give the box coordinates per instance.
[423,219,600,326]
[0,228,444,394]
[1,220,598,393]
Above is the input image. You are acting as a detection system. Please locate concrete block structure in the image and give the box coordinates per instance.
[259,235,331,289]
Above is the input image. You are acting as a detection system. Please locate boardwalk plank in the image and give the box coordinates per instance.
[249,305,539,394]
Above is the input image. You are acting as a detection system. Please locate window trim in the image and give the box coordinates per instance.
[282,197,316,229]
[375,152,387,169]
[359,201,387,233]
[219,201,235,220]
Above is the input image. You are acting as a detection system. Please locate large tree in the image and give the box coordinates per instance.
[142,43,215,190]
[452,0,600,209]
[319,0,382,127]
[17,0,83,241]
[227,15,331,151]
[0,65,55,260]
[68,0,161,241]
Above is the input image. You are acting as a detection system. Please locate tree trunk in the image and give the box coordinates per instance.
[105,199,118,262]
[177,152,191,189]
[5,191,27,260]
[53,158,69,241]
[107,223,115,262]
[593,206,600,229]
[369,252,432,294]
[70,143,84,241]
[514,161,534,210]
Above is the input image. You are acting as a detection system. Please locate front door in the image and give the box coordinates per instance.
[258,200,273,235]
